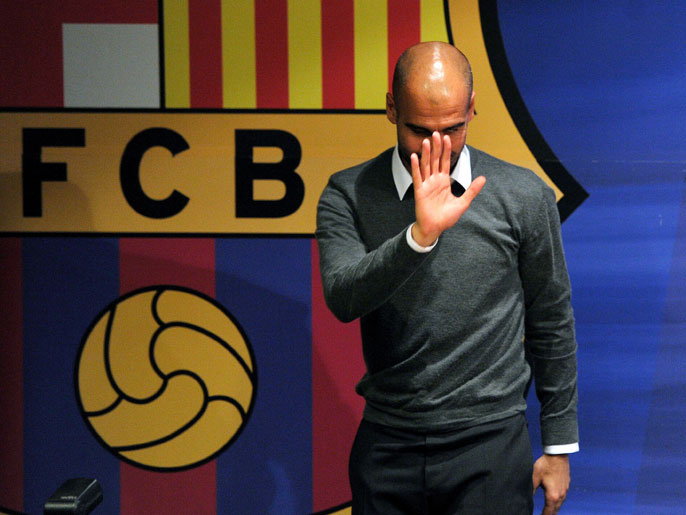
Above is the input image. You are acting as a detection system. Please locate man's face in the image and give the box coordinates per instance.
[386,86,475,173]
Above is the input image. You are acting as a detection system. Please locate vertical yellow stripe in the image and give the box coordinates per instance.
[420,0,449,43]
[354,0,387,109]
[164,0,190,108]
[288,0,322,109]
[221,0,256,108]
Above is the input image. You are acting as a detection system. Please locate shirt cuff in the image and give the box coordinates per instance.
[406,224,438,253]
[543,443,579,455]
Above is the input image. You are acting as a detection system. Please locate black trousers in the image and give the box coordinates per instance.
[349,413,534,515]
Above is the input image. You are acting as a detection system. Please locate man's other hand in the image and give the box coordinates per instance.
[532,454,570,515]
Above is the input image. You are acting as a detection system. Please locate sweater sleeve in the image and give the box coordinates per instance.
[315,176,429,323]
[519,185,579,448]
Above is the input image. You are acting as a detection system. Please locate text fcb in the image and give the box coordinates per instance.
[0,111,395,235]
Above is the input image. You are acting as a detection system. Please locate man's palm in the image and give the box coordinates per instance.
[410,133,485,246]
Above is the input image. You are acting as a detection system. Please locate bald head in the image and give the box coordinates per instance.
[386,42,476,174]
[392,42,473,110]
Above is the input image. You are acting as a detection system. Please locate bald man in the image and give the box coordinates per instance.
[316,42,578,515]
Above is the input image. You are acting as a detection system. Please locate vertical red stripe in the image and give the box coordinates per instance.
[255,0,289,108]
[321,0,355,109]
[387,0,421,95]
[189,0,223,108]
[0,238,23,511]
[118,238,217,515]
[0,1,157,107]
[1,3,63,107]
[311,241,366,511]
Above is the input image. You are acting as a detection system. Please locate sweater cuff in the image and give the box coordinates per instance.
[406,224,438,253]
[543,442,579,455]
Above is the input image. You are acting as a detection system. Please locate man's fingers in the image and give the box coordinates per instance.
[441,135,451,175]
[430,131,441,175]
[532,470,541,496]
[410,153,421,189]
[541,496,564,515]
[461,176,486,205]
[420,138,431,180]
[543,488,566,515]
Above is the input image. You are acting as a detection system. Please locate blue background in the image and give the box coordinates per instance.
[498,2,686,513]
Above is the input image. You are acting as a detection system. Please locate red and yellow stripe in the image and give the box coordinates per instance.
[163,0,449,109]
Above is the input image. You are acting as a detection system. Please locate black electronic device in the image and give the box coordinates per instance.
[43,478,103,514]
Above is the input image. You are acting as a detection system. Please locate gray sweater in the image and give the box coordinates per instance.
[315,146,578,447]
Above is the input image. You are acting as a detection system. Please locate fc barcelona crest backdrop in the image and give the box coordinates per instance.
[2,1,686,514]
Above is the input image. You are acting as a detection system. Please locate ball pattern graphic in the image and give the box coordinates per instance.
[76,286,255,470]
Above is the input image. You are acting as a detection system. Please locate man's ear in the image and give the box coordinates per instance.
[467,90,476,122]
[386,92,398,124]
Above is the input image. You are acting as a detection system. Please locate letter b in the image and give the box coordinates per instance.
[235,130,304,218]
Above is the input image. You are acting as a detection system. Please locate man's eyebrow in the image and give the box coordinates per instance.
[443,121,466,131]
[404,123,432,133]
[404,122,466,133]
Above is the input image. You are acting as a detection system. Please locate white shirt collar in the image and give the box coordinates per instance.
[391,145,472,200]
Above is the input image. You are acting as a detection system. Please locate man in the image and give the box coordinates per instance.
[315,42,578,514]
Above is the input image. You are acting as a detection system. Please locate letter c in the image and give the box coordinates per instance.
[120,128,190,219]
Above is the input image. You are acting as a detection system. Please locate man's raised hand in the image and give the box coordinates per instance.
[410,132,486,247]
